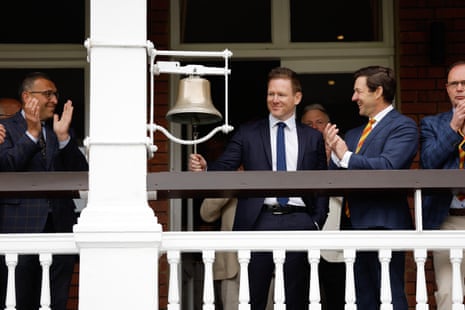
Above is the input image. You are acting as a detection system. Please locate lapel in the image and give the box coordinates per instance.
[259,119,272,168]
[296,123,305,169]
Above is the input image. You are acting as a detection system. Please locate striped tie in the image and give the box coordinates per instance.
[355,119,376,154]
[457,133,465,200]
[345,118,376,217]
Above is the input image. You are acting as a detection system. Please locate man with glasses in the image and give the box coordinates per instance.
[421,60,465,310]
[0,72,88,310]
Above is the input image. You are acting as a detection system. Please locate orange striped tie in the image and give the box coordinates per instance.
[345,119,376,217]
[355,119,376,154]
[457,132,465,200]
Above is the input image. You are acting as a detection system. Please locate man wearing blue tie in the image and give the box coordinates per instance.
[189,67,329,310]
[324,66,418,310]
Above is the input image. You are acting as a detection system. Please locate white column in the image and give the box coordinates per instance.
[74,0,162,310]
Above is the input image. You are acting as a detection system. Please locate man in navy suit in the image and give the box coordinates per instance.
[421,60,465,310]
[190,67,328,310]
[324,66,418,310]
[0,72,88,310]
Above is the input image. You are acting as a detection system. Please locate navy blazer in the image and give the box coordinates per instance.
[208,117,329,231]
[0,112,89,233]
[420,110,463,229]
[330,109,418,229]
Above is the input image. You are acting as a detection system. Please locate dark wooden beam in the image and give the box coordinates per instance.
[0,170,463,199]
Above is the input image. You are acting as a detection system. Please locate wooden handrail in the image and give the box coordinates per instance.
[0,169,463,199]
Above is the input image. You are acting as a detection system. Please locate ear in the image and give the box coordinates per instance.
[294,91,302,106]
[20,91,29,105]
[374,86,383,100]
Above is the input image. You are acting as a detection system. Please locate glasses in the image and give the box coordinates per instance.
[446,80,465,89]
[28,90,59,100]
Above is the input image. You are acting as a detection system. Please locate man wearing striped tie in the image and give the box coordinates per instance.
[420,60,465,310]
[324,66,418,310]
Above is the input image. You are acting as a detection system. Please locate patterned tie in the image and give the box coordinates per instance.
[345,119,376,217]
[38,129,46,158]
[355,118,376,154]
[457,133,465,200]
[276,122,289,206]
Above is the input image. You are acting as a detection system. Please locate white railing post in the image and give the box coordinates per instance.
[379,249,393,310]
[167,251,181,310]
[39,253,52,310]
[238,250,251,310]
[308,249,321,310]
[414,248,429,310]
[273,249,286,310]
[202,250,215,310]
[450,248,465,310]
[344,249,356,310]
[4,253,17,310]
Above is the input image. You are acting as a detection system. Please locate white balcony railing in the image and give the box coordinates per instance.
[1,170,465,309]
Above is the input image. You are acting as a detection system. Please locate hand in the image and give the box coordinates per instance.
[324,123,348,160]
[451,100,465,133]
[0,124,5,144]
[23,96,42,138]
[189,153,207,172]
[53,100,73,142]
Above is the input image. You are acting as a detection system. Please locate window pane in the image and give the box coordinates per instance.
[290,0,382,42]
[180,0,271,43]
[0,1,85,44]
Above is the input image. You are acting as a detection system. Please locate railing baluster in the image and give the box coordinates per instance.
[4,253,17,310]
[238,250,251,310]
[273,250,285,310]
[308,249,321,310]
[344,249,356,310]
[202,250,215,310]
[39,253,52,310]
[414,248,428,310]
[167,250,180,310]
[450,248,464,310]
[379,249,393,310]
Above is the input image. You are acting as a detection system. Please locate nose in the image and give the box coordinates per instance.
[352,92,358,101]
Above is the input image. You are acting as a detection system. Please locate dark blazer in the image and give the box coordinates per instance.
[330,108,418,229]
[0,112,89,233]
[420,110,462,229]
[208,117,329,231]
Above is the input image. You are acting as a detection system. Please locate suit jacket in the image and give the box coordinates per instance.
[330,108,418,229]
[420,110,462,229]
[208,117,329,231]
[200,198,239,280]
[0,112,89,233]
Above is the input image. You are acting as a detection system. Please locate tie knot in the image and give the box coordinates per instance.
[277,122,286,129]
[369,119,376,125]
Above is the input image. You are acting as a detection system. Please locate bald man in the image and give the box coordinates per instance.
[0,97,21,120]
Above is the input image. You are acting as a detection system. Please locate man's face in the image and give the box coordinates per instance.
[23,78,58,121]
[301,109,329,133]
[267,78,302,121]
[351,76,378,118]
[446,64,465,109]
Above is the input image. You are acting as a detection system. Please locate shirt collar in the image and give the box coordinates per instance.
[269,114,296,130]
[371,104,393,125]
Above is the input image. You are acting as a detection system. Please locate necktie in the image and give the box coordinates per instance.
[276,122,289,206]
[345,119,376,217]
[38,128,46,158]
[456,132,465,200]
[355,118,376,154]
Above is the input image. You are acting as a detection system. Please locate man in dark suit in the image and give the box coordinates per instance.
[0,72,88,310]
[190,67,328,310]
[421,60,465,310]
[324,66,418,310]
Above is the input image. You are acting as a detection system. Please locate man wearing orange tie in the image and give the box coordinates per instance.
[420,60,465,310]
[324,66,418,310]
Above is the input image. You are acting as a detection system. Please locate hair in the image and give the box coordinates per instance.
[354,66,396,103]
[268,67,302,94]
[18,71,53,98]
[447,60,465,76]
[301,103,330,120]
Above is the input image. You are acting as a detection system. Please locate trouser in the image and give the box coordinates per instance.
[433,215,465,310]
